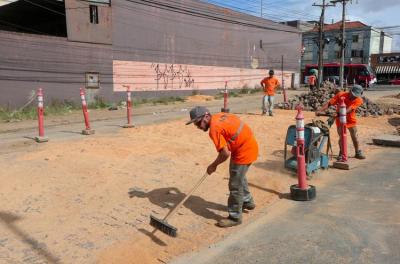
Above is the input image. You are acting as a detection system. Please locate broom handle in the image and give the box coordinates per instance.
[163,172,210,221]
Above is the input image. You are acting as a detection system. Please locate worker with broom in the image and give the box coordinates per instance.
[316,84,366,160]
[186,106,259,228]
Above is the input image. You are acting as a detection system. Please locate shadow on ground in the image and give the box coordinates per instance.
[0,212,60,264]
[128,187,226,221]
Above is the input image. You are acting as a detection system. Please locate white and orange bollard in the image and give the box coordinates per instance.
[290,105,316,201]
[34,88,49,143]
[221,81,229,113]
[122,85,134,128]
[333,97,350,170]
[80,88,95,135]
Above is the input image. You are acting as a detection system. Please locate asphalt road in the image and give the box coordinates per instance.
[171,147,400,264]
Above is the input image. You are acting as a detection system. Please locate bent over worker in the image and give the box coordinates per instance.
[260,69,280,116]
[186,106,259,228]
[316,84,366,159]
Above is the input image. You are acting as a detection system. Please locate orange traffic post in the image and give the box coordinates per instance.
[80,88,95,135]
[333,97,350,170]
[34,88,49,143]
[122,85,134,128]
[221,81,229,113]
[290,105,316,201]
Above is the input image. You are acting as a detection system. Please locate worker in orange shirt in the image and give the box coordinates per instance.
[308,69,317,91]
[316,85,366,159]
[186,106,259,228]
[260,69,280,116]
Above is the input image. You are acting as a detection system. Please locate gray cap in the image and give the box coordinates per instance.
[186,106,210,125]
[350,84,363,97]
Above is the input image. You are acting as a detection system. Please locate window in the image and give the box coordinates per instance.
[86,72,100,88]
[351,50,363,58]
[352,35,359,43]
[89,5,99,24]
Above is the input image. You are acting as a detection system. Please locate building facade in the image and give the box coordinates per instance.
[371,53,400,83]
[301,21,392,71]
[0,0,301,108]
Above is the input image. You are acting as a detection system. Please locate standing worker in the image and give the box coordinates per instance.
[186,106,259,228]
[308,69,317,91]
[260,69,280,116]
[316,84,366,159]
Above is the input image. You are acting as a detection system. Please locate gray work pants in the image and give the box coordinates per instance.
[228,161,254,220]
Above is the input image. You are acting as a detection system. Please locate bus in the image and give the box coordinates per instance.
[303,63,377,87]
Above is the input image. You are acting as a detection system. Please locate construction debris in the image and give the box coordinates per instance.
[276,81,396,116]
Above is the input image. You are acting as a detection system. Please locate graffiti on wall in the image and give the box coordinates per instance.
[151,63,195,89]
[113,60,294,92]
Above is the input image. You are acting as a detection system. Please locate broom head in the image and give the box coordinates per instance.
[150,215,178,237]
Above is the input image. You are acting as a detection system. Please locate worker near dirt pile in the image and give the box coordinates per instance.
[316,84,366,160]
[260,69,280,116]
[186,106,259,228]
[308,69,317,91]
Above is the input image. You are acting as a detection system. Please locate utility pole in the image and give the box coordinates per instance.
[332,0,350,89]
[313,0,334,89]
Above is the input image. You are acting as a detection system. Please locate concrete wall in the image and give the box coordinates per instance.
[0,0,301,109]
[111,0,301,91]
[0,31,114,109]
[65,0,112,44]
[383,35,392,53]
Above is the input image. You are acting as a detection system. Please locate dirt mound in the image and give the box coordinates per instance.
[186,95,214,102]
[276,81,386,116]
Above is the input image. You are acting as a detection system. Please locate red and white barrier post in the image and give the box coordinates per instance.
[333,96,350,170]
[290,105,316,201]
[34,88,48,143]
[221,81,229,113]
[122,85,134,128]
[80,88,95,135]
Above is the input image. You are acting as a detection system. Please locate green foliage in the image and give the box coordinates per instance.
[88,96,111,109]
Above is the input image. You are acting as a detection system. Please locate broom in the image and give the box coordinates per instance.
[150,172,210,237]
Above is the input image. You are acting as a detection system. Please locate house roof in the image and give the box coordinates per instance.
[311,21,369,32]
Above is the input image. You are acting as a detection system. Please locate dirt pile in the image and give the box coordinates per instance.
[276,82,390,116]
[376,93,400,116]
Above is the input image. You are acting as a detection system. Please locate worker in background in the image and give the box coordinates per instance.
[308,69,317,91]
[316,84,366,160]
[260,69,280,116]
[186,106,259,228]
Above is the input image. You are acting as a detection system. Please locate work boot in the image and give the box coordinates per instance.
[243,202,256,211]
[217,216,242,228]
[261,111,267,116]
[355,150,366,159]
[269,112,274,116]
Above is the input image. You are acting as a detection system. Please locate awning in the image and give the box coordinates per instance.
[375,65,400,74]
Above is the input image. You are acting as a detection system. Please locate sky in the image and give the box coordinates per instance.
[0,0,399,50]
[205,0,400,51]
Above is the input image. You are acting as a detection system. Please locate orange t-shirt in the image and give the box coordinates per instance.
[261,76,280,96]
[328,91,363,128]
[308,75,316,85]
[209,113,258,165]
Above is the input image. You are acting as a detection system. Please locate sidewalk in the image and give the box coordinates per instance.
[171,147,400,264]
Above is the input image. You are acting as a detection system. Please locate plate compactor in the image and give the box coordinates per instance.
[284,118,333,175]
